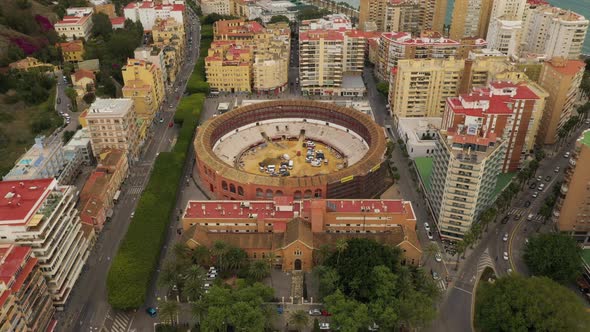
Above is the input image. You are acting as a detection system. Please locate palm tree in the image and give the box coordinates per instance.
[455,240,467,270]
[192,300,207,328]
[191,245,212,266]
[314,244,332,265]
[423,242,439,262]
[248,259,270,281]
[159,300,180,326]
[335,238,348,265]
[183,278,204,302]
[288,310,309,331]
[184,265,207,285]
[210,241,229,271]
[173,242,191,262]
[224,246,248,272]
[158,259,182,290]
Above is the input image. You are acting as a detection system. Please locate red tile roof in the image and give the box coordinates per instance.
[300,29,345,41]
[58,40,83,53]
[110,17,126,26]
[73,69,95,82]
[0,179,54,224]
[546,59,585,76]
[0,246,30,284]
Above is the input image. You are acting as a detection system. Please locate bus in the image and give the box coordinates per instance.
[113,190,121,204]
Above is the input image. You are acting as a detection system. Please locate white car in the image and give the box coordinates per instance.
[503,252,509,261]
[130,211,135,218]
[502,233,509,242]
[319,323,330,330]
[308,309,322,316]
[424,222,431,232]
[435,253,442,262]
[532,192,538,198]
[564,152,570,158]
[554,166,560,173]
[427,231,434,240]
[536,175,542,182]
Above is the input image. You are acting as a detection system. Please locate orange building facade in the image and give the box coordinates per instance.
[182,197,422,271]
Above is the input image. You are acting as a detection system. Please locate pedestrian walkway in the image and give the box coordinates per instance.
[127,186,144,196]
[107,311,132,332]
[476,249,495,277]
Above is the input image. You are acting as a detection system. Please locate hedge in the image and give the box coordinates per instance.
[106,23,213,310]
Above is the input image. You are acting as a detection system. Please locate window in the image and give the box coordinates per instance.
[294,249,302,256]
[222,181,228,191]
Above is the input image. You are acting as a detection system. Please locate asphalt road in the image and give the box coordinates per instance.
[55,9,202,332]
[54,73,79,132]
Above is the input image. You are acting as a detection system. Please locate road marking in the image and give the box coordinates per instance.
[454,286,473,295]
[438,280,447,291]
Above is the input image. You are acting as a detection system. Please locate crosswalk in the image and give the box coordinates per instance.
[108,312,132,332]
[127,186,144,196]
[507,207,525,216]
[507,207,546,223]
[437,279,447,291]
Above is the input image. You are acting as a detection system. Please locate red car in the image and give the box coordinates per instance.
[168,122,174,128]
[321,309,332,317]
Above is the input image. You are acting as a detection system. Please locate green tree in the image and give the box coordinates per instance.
[423,242,439,261]
[248,259,270,281]
[65,87,78,112]
[191,245,212,266]
[288,310,309,331]
[211,241,229,271]
[172,242,192,263]
[296,7,331,21]
[62,130,75,144]
[524,233,582,283]
[315,266,340,299]
[376,82,389,97]
[268,15,290,24]
[158,259,183,290]
[325,290,371,332]
[335,238,348,265]
[325,238,401,302]
[475,275,590,332]
[92,12,113,39]
[159,300,180,326]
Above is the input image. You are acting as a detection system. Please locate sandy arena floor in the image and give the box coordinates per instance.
[238,139,346,177]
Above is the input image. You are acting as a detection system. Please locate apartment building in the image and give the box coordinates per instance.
[201,0,231,16]
[375,31,486,81]
[486,18,523,57]
[428,126,507,240]
[63,128,94,166]
[123,1,185,31]
[553,129,590,246]
[134,46,168,87]
[536,57,586,145]
[86,98,141,162]
[0,245,55,331]
[359,0,388,31]
[396,117,442,159]
[122,58,165,121]
[449,0,493,39]
[521,5,588,59]
[0,179,91,309]
[3,136,65,182]
[300,13,352,32]
[206,41,253,92]
[8,57,54,72]
[383,0,422,34]
[443,81,545,172]
[79,149,128,232]
[152,17,186,85]
[206,19,290,93]
[229,0,250,18]
[299,29,367,96]
[57,40,85,62]
[489,0,527,21]
[54,10,93,41]
[359,0,446,33]
[388,56,511,118]
[422,0,448,32]
[182,197,422,271]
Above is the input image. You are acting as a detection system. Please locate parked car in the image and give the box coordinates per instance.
[554,166,560,173]
[501,216,510,224]
[503,252,509,261]
[545,175,551,182]
[435,253,442,262]
[529,182,537,189]
[319,323,330,330]
[424,222,431,232]
[532,192,538,198]
[168,122,174,128]
[564,151,570,158]
[427,231,434,240]
[159,118,164,123]
[502,233,509,242]
[536,175,542,181]
[309,309,322,316]
[146,307,157,317]
[524,201,531,208]
[432,271,440,280]
[321,309,332,316]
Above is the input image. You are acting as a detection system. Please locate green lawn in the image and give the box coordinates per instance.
[493,172,517,198]
[415,157,433,191]
[580,129,590,147]
[582,249,590,267]
[0,87,62,176]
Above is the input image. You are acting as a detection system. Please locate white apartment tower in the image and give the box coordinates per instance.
[522,6,588,59]
[0,178,90,309]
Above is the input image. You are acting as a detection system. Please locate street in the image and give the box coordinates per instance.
[55,8,202,332]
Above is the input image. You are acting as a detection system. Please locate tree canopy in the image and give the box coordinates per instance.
[198,281,274,331]
[318,239,440,330]
[296,7,331,21]
[524,233,582,283]
[268,15,290,24]
[475,275,590,332]
[92,12,113,39]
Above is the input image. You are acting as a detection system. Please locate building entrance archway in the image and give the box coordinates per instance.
[294,259,302,270]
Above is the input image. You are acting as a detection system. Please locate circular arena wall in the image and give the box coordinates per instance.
[194,100,389,200]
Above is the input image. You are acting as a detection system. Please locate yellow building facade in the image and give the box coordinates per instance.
[205,41,253,92]
[152,17,186,84]
[58,40,85,62]
[121,59,165,121]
